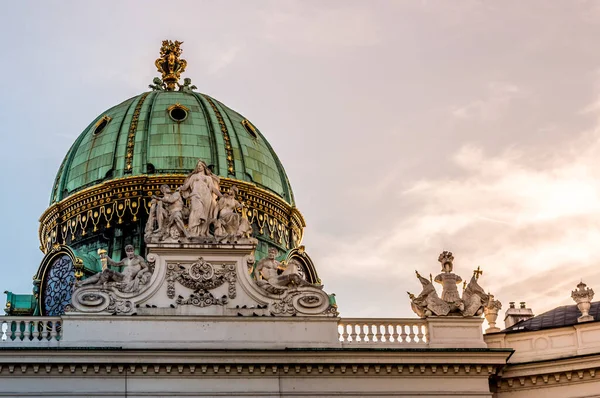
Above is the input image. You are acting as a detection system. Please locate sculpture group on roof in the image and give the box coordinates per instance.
[145,159,256,244]
[409,251,500,320]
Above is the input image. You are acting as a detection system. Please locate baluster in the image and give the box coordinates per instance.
[32,321,40,340]
[57,321,63,340]
[23,321,32,340]
[349,324,358,342]
[363,324,370,342]
[415,323,424,343]
[39,321,48,340]
[423,324,429,343]
[0,321,5,342]
[5,321,13,341]
[408,325,416,342]
[382,324,391,343]
[356,325,363,342]
[14,321,24,341]
[341,324,349,342]
[50,321,58,340]
[400,324,408,343]
[374,324,383,342]
[391,324,400,343]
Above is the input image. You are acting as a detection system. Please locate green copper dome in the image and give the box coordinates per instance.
[50,91,294,205]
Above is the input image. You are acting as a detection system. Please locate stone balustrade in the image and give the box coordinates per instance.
[338,318,428,347]
[0,317,62,345]
[0,316,487,349]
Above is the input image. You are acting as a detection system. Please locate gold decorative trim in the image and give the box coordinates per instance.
[202,95,235,176]
[167,103,189,112]
[125,93,150,173]
[167,103,190,122]
[38,175,305,254]
[93,115,112,135]
[241,119,258,139]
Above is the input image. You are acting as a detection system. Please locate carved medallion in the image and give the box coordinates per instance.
[166,257,237,306]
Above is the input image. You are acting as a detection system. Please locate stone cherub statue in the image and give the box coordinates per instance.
[178,77,197,92]
[255,248,315,293]
[75,245,152,293]
[149,77,164,91]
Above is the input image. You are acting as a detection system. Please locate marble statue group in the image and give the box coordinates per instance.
[145,159,253,243]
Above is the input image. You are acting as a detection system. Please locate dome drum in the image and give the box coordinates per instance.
[39,175,305,273]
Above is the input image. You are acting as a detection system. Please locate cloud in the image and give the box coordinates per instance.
[316,103,600,321]
[452,82,524,120]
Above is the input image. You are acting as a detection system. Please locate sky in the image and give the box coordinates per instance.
[1,0,600,323]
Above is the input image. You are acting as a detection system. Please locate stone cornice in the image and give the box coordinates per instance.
[0,347,511,379]
[495,353,600,392]
[0,347,511,363]
[0,350,508,378]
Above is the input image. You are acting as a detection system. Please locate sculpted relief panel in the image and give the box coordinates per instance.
[166,258,236,307]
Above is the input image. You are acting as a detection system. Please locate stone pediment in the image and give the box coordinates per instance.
[70,242,337,318]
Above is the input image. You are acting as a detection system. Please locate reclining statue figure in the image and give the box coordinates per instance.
[75,245,152,293]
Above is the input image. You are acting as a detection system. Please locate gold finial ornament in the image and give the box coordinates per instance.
[155,40,188,91]
[473,266,483,279]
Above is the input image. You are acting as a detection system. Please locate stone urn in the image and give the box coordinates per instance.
[572,282,595,323]
[484,294,502,333]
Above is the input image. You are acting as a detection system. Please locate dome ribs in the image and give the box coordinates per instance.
[124,93,151,174]
[201,95,236,177]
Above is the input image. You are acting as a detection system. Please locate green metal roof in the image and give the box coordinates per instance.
[4,291,36,315]
[50,91,294,205]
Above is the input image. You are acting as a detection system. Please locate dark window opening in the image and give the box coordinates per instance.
[169,107,188,122]
[242,119,258,139]
[93,116,111,135]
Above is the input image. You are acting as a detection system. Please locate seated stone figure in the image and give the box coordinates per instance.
[255,248,315,293]
[76,245,151,293]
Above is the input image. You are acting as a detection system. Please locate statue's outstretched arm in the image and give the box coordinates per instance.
[105,256,124,267]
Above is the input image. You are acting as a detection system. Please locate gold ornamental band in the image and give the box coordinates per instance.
[39,175,305,253]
